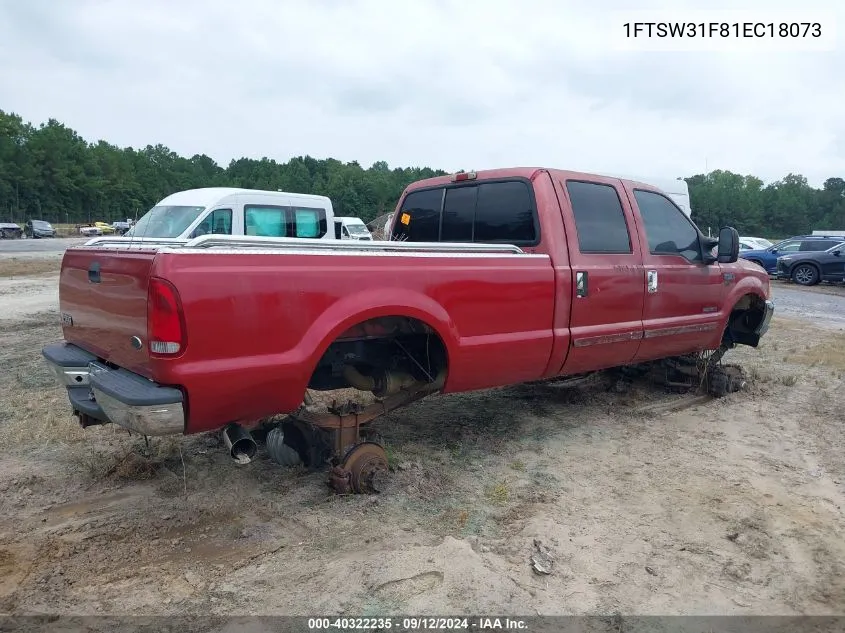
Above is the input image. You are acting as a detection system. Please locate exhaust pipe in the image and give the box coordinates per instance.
[222,423,257,464]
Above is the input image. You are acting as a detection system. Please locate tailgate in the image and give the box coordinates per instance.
[59,248,157,378]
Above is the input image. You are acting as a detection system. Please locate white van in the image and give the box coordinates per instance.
[124,188,335,241]
[333,216,373,241]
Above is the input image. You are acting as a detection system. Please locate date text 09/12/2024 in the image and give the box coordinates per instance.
[307,617,528,630]
[623,22,822,38]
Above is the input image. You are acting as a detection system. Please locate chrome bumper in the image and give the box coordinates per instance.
[41,343,185,436]
[755,299,775,337]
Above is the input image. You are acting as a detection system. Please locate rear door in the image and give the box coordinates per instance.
[552,176,646,374]
[818,242,845,279]
[626,187,725,362]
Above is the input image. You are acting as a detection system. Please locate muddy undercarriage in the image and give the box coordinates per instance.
[245,341,747,495]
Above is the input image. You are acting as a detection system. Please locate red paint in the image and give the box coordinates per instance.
[58,167,769,435]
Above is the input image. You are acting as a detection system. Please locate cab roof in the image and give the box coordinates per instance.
[403,167,663,194]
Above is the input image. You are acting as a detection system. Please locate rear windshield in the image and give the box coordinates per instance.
[126,205,206,238]
[391,180,538,245]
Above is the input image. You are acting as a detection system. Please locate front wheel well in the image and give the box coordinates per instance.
[307,315,449,394]
[723,293,768,348]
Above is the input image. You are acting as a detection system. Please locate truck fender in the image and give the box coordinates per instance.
[300,287,460,380]
[720,278,769,345]
[723,277,767,318]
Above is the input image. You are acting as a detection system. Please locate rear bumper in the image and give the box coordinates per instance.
[41,342,185,436]
[755,300,775,337]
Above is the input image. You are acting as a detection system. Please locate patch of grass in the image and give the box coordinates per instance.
[487,480,510,504]
[509,459,526,471]
[787,335,845,370]
[0,257,62,278]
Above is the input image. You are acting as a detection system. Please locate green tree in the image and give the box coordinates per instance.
[0,109,842,238]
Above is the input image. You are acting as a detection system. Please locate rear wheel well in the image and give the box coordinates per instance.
[308,316,449,393]
[724,293,768,348]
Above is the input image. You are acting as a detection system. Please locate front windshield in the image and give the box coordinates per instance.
[756,238,773,248]
[125,205,206,238]
[32,220,51,229]
[346,223,369,235]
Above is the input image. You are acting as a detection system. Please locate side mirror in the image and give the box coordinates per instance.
[834,250,842,257]
[717,226,740,264]
[770,248,778,255]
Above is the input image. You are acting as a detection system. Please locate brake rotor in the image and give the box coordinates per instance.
[341,442,389,494]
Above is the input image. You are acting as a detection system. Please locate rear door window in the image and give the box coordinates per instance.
[800,240,837,252]
[565,181,632,253]
[245,205,289,237]
[293,207,327,238]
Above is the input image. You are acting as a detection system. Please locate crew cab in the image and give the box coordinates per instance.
[42,168,773,446]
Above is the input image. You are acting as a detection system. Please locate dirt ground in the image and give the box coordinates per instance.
[1,253,844,618]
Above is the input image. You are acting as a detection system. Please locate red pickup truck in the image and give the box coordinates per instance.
[42,168,773,493]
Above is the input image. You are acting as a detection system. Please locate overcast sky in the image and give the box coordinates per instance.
[1,0,843,186]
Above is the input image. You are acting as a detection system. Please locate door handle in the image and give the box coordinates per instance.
[647,270,658,294]
[576,271,588,298]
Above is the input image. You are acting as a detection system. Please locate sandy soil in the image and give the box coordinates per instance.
[0,261,844,618]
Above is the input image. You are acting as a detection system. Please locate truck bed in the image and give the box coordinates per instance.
[53,237,557,434]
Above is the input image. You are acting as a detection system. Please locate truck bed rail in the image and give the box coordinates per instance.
[82,234,526,255]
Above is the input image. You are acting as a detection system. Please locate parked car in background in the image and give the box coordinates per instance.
[78,225,103,237]
[94,222,116,234]
[121,188,335,242]
[0,222,23,239]
[776,241,845,285]
[333,216,373,240]
[739,235,845,275]
[739,236,773,250]
[112,221,131,235]
[24,219,56,238]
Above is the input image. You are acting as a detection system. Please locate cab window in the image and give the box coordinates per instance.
[633,189,702,263]
[191,208,232,237]
[391,179,538,244]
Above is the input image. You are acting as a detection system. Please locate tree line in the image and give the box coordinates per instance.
[1,110,843,238]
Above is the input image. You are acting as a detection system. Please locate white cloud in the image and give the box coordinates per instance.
[0,0,843,185]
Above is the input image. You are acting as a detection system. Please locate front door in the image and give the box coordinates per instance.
[625,186,726,362]
[553,176,646,374]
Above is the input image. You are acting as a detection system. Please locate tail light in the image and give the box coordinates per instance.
[147,277,186,356]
